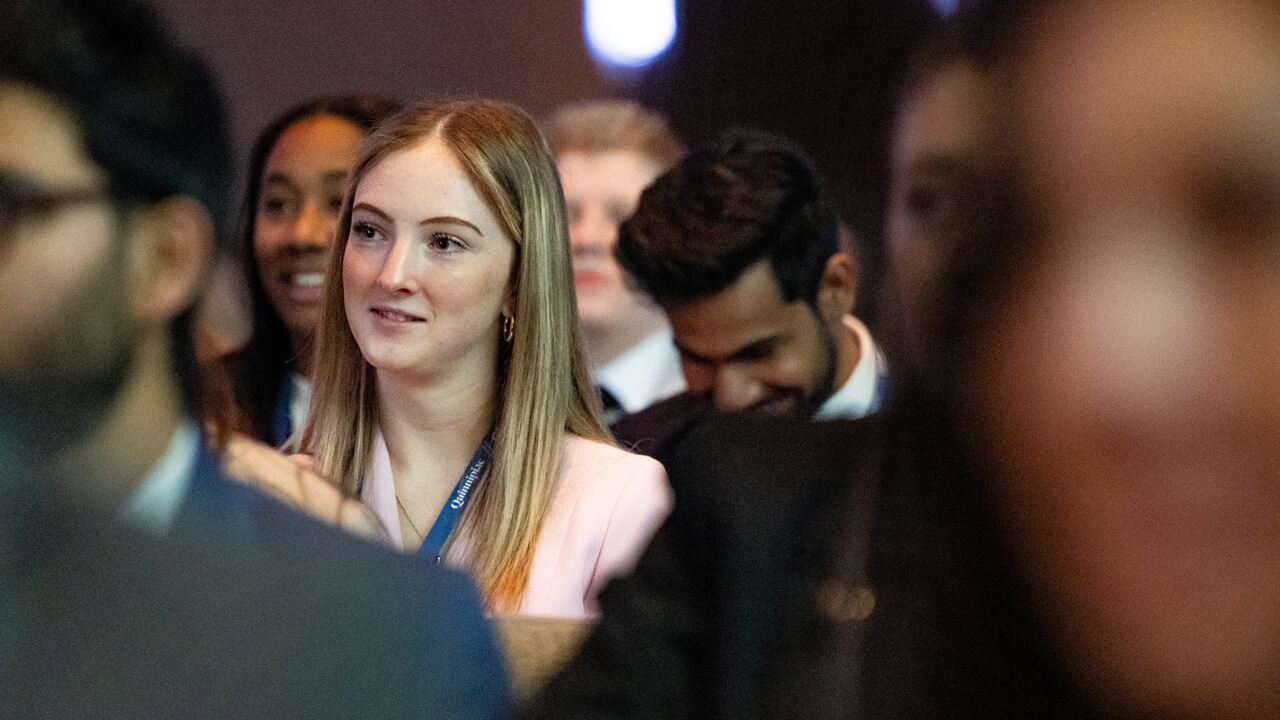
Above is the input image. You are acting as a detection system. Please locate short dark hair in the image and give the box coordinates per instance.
[616,129,840,307]
[0,0,231,416]
[0,0,231,238]
[214,95,402,444]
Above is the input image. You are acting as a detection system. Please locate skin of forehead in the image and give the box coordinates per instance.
[261,115,364,191]
[667,261,806,361]
[0,83,107,188]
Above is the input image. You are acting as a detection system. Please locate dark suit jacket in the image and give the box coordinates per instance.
[0,444,511,719]
[610,391,711,460]
[527,413,887,719]
[528,408,1085,720]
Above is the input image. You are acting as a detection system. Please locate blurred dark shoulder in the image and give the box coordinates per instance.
[0,495,509,719]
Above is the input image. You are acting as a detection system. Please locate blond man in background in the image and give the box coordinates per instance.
[546,101,686,422]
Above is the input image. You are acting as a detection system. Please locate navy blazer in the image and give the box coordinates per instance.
[170,438,339,549]
[1,438,512,719]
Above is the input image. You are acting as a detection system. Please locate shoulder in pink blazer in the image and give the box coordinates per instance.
[362,432,672,618]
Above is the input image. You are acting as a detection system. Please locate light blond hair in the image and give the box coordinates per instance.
[301,99,612,611]
[544,99,685,170]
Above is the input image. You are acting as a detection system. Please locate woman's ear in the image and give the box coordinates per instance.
[815,252,858,323]
[127,196,214,326]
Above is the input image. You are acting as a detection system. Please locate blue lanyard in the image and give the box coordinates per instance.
[270,378,293,447]
[867,371,891,414]
[417,429,495,564]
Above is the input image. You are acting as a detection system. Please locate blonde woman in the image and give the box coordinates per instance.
[300,99,671,617]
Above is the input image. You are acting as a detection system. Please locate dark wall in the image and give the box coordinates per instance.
[152,0,615,176]
[159,0,939,335]
[155,0,937,214]
[636,1,939,225]
[631,0,941,325]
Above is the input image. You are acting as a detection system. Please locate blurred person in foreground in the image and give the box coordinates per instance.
[882,12,997,371]
[299,99,671,618]
[545,100,687,423]
[611,130,888,456]
[529,1,1280,718]
[206,95,401,448]
[0,0,508,715]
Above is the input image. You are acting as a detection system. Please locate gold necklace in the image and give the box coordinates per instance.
[395,493,426,540]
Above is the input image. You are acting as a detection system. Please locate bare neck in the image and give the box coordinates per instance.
[582,301,669,371]
[50,329,185,515]
[376,367,496,497]
[832,315,861,393]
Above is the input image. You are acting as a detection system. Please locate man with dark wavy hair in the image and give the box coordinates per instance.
[612,130,887,454]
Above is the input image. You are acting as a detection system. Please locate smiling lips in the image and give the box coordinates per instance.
[292,272,324,287]
[282,271,325,303]
[372,306,425,323]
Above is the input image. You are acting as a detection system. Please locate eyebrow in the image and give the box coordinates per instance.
[352,202,392,222]
[675,334,784,365]
[261,173,297,189]
[422,216,484,236]
[350,203,485,237]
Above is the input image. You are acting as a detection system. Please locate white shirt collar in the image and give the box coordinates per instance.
[118,419,200,535]
[814,315,887,421]
[592,327,686,414]
[286,372,312,448]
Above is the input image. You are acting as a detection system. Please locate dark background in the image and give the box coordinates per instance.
[157,0,942,333]
[153,0,939,224]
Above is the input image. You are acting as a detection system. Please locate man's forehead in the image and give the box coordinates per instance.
[666,261,806,358]
[557,150,663,192]
[0,82,104,188]
[893,64,991,170]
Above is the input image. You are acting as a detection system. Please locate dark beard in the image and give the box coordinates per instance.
[799,309,841,418]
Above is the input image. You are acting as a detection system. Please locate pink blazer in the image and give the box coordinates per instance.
[362,432,672,618]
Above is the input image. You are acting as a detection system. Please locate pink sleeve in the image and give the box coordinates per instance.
[584,454,673,615]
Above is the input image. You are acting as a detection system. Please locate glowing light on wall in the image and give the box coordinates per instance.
[930,0,959,16]
[584,0,677,68]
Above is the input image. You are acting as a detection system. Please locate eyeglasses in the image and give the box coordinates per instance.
[0,171,109,247]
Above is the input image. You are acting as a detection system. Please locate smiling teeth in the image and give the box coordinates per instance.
[378,309,418,322]
[294,272,324,287]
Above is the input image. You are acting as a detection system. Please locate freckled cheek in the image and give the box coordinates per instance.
[424,264,512,320]
[341,248,378,313]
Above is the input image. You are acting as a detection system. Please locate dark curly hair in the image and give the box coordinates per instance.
[616,129,840,308]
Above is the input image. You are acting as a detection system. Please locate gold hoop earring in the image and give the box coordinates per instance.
[502,315,514,343]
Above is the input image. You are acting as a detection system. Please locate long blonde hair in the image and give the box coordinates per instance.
[301,99,611,611]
